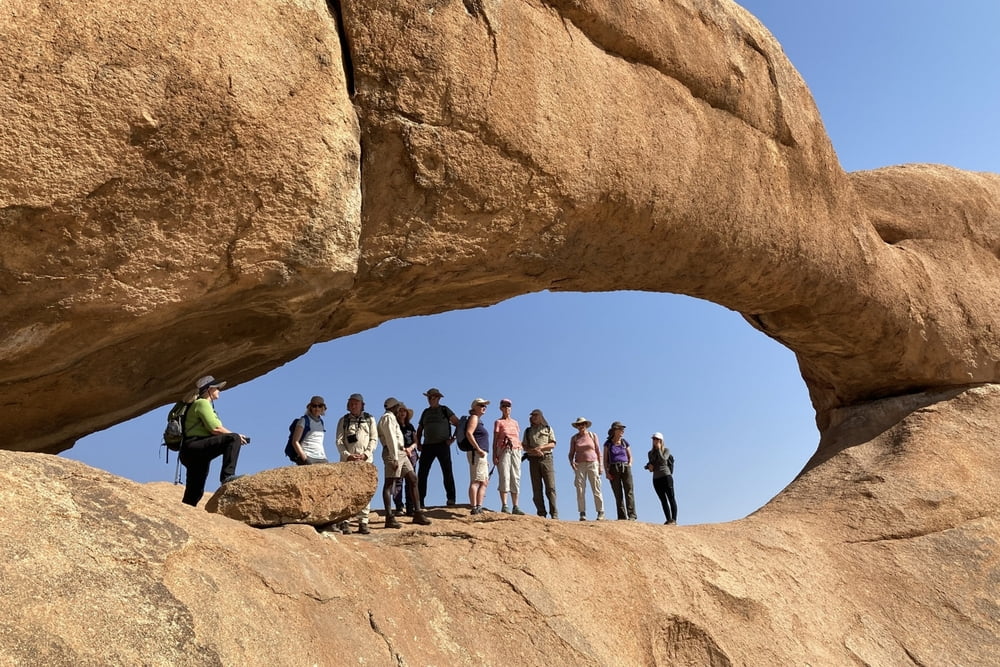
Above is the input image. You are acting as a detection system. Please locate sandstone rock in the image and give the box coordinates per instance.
[3,383,999,665]
[204,462,378,527]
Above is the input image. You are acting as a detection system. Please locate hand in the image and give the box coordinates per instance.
[239,434,250,445]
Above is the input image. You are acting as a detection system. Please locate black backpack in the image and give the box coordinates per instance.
[162,401,191,452]
[455,415,473,451]
[284,414,320,463]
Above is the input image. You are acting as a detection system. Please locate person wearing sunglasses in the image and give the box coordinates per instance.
[289,396,328,465]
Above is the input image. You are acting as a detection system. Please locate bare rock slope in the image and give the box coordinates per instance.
[2,0,999,663]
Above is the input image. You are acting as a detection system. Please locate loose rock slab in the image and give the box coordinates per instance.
[204,462,378,527]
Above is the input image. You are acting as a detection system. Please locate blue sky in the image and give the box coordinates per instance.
[68,2,1000,524]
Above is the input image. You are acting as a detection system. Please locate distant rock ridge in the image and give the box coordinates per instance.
[1,0,998,663]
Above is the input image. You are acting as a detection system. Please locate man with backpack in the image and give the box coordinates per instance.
[287,396,328,465]
[415,387,460,508]
[335,393,378,534]
[179,375,249,507]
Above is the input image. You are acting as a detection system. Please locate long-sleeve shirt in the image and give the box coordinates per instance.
[336,411,377,462]
[377,410,405,465]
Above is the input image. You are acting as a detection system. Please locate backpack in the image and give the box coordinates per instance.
[163,401,191,452]
[421,405,453,443]
[284,414,317,463]
[455,415,473,451]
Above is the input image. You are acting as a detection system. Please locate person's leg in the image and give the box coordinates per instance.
[439,445,457,505]
[530,460,545,516]
[468,452,478,510]
[180,455,210,507]
[623,467,636,519]
[653,476,670,521]
[665,475,677,523]
[589,464,605,517]
[510,451,522,511]
[497,449,510,510]
[610,470,626,519]
[383,476,401,528]
[418,444,440,507]
[574,464,587,517]
[217,433,242,482]
[541,456,558,518]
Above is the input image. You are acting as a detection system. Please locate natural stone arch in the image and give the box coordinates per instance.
[4,0,999,457]
[2,1,1000,663]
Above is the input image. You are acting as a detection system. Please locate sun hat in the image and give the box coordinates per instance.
[384,397,401,411]
[348,393,364,402]
[610,421,627,430]
[470,398,490,408]
[423,387,444,397]
[500,398,512,407]
[571,416,592,428]
[195,375,226,394]
[651,432,664,440]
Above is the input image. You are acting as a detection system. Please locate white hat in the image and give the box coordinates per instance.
[651,432,664,441]
[572,416,592,428]
[470,398,490,408]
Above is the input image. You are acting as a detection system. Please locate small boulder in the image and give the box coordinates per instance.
[204,462,378,528]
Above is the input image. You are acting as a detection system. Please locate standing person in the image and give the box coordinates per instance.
[393,404,418,516]
[568,417,604,521]
[466,398,491,515]
[179,375,249,507]
[604,421,637,521]
[335,393,378,535]
[289,396,328,465]
[416,388,460,508]
[377,398,432,529]
[493,398,524,514]
[645,432,677,524]
[522,409,557,519]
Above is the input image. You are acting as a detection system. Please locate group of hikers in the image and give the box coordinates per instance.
[175,377,679,532]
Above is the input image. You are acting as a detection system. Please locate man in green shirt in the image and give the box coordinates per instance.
[180,375,249,506]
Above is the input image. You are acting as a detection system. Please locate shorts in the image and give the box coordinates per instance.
[468,450,489,482]
[385,455,415,479]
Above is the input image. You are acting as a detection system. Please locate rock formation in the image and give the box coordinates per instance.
[2,0,998,663]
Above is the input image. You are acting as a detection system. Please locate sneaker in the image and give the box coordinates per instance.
[579,513,587,522]
[471,506,481,515]
[338,521,352,535]
[358,522,371,535]
[445,499,457,507]
[221,474,244,485]
[596,513,605,521]
[511,506,525,515]
[501,505,510,514]
[550,513,559,520]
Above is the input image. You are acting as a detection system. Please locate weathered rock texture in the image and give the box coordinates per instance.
[2,0,1000,664]
[204,461,378,526]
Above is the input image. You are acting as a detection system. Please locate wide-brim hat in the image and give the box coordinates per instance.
[195,375,226,394]
[423,387,444,397]
[571,416,592,428]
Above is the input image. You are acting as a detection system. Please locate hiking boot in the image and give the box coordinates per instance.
[338,521,352,535]
[221,474,244,484]
[550,513,559,520]
[579,513,587,521]
[500,505,510,514]
[413,511,432,526]
[357,522,371,535]
[385,514,402,529]
[511,506,525,515]
[445,499,457,507]
[596,512,605,521]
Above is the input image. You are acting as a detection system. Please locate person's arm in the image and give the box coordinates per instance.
[626,441,633,466]
[363,416,378,461]
[492,420,503,464]
[415,418,424,450]
[335,416,349,461]
[291,420,307,462]
[468,415,484,456]
[447,408,459,443]
[568,434,577,469]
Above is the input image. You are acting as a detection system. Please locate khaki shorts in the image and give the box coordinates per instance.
[468,450,489,482]
[385,455,415,479]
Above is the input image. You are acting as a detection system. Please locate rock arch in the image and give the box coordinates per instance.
[2,1,999,662]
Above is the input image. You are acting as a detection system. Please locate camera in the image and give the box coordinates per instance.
[347,433,358,444]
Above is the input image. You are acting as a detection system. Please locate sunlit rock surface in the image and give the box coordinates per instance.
[1,0,998,663]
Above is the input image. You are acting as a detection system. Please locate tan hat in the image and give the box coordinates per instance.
[423,387,444,397]
[571,416,592,428]
[470,398,490,408]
